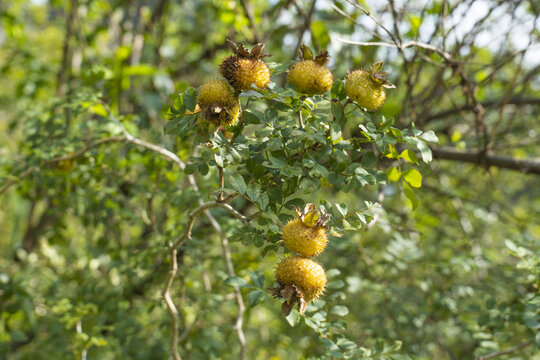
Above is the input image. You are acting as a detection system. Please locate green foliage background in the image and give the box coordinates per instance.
[0,0,539,359]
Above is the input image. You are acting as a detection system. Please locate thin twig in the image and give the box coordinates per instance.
[204,212,246,360]
[475,340,533,360]
[162,200,228,360]
[334,38,455,63]
[76,319,87,360]
[344,0,402,49]
[292,0,318,57]
[239,0,260,43]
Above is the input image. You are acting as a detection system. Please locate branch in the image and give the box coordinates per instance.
[239,0,260,43]
[475,340,533,360]
[344,0,402,50]
[422,97,540,123]
[204,211,246,360]
[335,38,454,62]
[56,0,77,96]
[292,0,317,56]
[432,146,540,175]
[0,137,124,196]
[0,134,185,196]
[162,200,224,360]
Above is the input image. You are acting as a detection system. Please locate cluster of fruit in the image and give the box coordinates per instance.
[193,41,396,316]
[194,41,395,129]
[268,204,331,316]
[195,40,270,128]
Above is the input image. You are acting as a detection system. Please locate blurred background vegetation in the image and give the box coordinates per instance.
[0,0,539,359]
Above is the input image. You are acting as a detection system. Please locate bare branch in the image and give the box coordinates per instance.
[239,0,260,43]
[475,340,533,360]
[344,0,402,49]
[204,212,246,360]
[432,146,540,175]
[335,38,454,62]
[292,0,318,57]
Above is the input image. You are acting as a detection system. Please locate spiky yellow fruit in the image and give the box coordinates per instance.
[196,79,241,127]
[275,256,327,303]
[221,57,270,90]
[345,61,395,111]
[287,46,333,96]
[282,203,330,257]
[219,40,270,91]
[283,218,328,257]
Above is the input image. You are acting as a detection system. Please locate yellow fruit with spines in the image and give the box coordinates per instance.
[283,218,328,257]
[282,203,330,257]
[219,40,271,91]
[196,79,241,127]
[345,60,395,111]
[275,256,327,303]
[287,45,333,96]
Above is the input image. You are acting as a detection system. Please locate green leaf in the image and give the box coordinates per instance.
[416,141,433,163]
[403,182,418,209]
[302,158,316,168]
[420,130,439,143]
[230,226,265,247]
[327,280,345,289]
[387,167,401,182]
[248,290,265,307]
[400,149,418,164]
[214,153,224,167]
[310,21,330,50]
[224,276,252,288]
[244,109,265,124]
[257,192,269,211]
[330,122,342,141]
[335,203,348,217]
[250,271,265,288]
[246,183,261,203]
[402,168,422,188]
[331,101,345,123]
[286,310,301,327]
[408,14,422,36]
[183,88,197,112]
[330,80,346,100]
[228,175,246,194]
[321,337,339,350]
[378,116,394,132]
[362,151,377,167]
[330,305,349,316]
[265,154,287,169]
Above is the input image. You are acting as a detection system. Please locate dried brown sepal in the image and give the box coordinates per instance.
[225,39,271,59]
[280,284,296,301]
[314,51,330,66]
[293,203,330,228]
[268,284,308,316]
[250,43,265,58]
[226,38,238,53]
[281,300,295,317]
[370,60,396,89]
